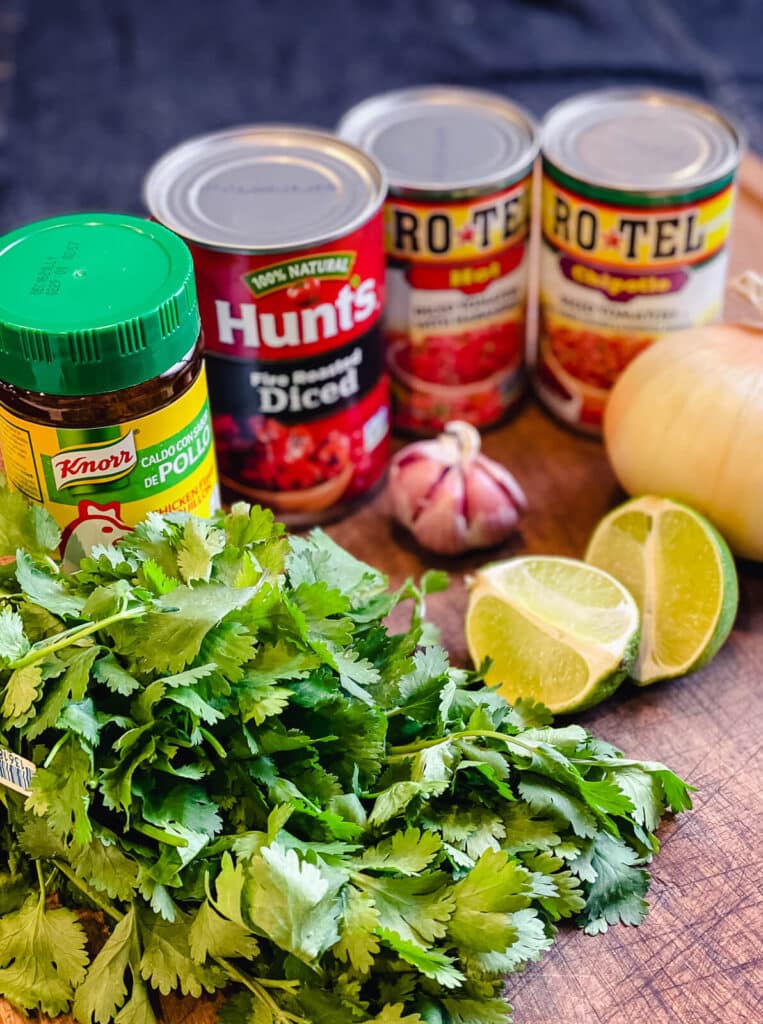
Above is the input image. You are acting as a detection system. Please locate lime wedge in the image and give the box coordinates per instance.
[585,496,738,685]
[466,556,640,714]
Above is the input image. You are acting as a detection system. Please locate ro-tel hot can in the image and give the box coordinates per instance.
[537,88,744,432]
[339,87,539,434]
[143,126,388,523]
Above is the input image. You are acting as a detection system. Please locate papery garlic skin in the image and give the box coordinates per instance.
[389,421,526,555]
[604,324,763,561]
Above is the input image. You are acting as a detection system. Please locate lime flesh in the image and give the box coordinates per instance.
[466,556,640,714]
[585,496,738,685]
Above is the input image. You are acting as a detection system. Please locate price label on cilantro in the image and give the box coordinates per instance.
[0,748,34,795]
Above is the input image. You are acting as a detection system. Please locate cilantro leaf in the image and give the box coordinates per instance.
[2,663,42,718]
[436,807,506,861]
[139,907,226,995]
[26,735,93,846]
[518,774,598,838]
[504,696,554,730]
[107,582,259,674]
[72,906,139,1023]
[73,835,139,901]
[606,765,666,832]
[369,781,447,828]
[576,833,651,934]
[57,696,101,745]
[188,899,260,962]
[0,872,28,916]
[0,607,30,665]
[24,646,99,741]
[113,978,158,1024]
[245,843,345,963]
[465,907,552,975]
[92,652,141,695]
[378,929,464,988]
[237,674,293,727]
[357,873,454,946]
[15,551,85,618]
[0,486,60,556]
[360,827,442,875]
[208,853,249,927]
[362,1007,424,1024]
[0,893,88,1017]
[288,531,387,610]
[333,885,380,974]
[442,996,514,1024]
[176,518,226,584]
[448,849,532,954]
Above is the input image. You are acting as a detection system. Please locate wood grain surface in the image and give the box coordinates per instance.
[3,159,763,1024]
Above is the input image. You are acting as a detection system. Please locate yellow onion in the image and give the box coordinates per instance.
[604,322,763,560]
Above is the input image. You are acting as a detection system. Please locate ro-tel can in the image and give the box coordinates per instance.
[537,88,744,432]
[338,87,539,434]
[143,126,388,523]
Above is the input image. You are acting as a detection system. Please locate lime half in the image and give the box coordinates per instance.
[585,496,738,685]
[466,556,640,714]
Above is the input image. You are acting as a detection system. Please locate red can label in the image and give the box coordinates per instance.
[383,178,532,433]
[191,214,389,519]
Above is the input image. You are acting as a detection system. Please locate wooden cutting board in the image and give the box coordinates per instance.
[3,156,763,1024]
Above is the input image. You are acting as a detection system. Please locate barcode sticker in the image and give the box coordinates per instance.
[0,749,35,795]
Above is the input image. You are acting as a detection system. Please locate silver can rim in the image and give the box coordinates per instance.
[142,124,388,254]
[337,85,540,197]
[540,87,745,195]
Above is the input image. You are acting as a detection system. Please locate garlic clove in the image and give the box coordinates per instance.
[476,454,528,511]
[410,465,468,555]
[389,453,447,525]
[464,463,522,548]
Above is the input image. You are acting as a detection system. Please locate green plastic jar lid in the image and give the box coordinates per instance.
[0,213,201,396]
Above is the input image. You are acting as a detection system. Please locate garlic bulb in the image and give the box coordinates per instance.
[389,421,526,555]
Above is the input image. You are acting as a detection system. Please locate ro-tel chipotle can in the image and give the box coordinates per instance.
[537,88,744,432]
[338,87,539,434]
[143,126,388,522]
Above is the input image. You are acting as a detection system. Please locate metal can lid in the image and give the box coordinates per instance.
[143,126,386,253]
[541,88,744,193]
[337,86,539,195]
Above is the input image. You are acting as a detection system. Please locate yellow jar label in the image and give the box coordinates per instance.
[0,368,219,565]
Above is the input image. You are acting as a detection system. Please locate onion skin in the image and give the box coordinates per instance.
[604,324,763,560]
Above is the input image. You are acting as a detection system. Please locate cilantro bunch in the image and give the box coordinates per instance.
[0,487,692,1024]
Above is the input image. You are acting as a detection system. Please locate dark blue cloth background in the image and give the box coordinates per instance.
[0,0,761,232]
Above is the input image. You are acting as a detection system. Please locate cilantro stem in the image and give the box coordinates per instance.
[132,821,188,847]
[213,957,307,1024]
[35,858,45,901]
[200,726,227,758]
[385,728,536,759]
[11,606,146,669]
[52,858,123,923]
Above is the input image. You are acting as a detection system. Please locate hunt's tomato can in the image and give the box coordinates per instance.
[537,89,744,433]
[143,126,388,522]
[339,87,539,434]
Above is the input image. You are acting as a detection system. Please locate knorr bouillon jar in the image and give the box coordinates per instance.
[0,213,219,567]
